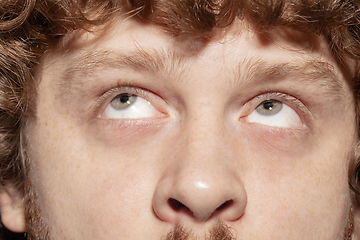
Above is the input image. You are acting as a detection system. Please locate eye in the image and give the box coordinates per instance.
[254,100,282,116]
[246,99,303,128]
[103,93,158,119]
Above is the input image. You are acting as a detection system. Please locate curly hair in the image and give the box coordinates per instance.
[1,0,360,207]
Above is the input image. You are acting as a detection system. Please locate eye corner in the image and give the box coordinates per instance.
[240,93,311,130]
[94,86,172,121]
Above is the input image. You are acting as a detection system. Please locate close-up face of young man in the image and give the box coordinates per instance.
[0,1,360,240]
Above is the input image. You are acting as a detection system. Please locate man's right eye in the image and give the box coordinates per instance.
[103,92,159,119]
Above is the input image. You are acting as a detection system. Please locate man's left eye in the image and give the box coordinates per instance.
[246,99,303,128]
[104,93,158,119]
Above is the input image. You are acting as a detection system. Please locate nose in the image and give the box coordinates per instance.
[152,116,247,223]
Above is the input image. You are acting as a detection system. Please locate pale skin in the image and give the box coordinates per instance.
[0,17,358,239]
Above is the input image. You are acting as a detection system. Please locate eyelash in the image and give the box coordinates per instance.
[246,92,312,124]
[94,85,160,117]
[94,85,311,129]
[98,85,146,103]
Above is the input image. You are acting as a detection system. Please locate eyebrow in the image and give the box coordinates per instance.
[57,48,188,100]
[236,57,345,99]
[58,48,346,101]
[61,48,183,82]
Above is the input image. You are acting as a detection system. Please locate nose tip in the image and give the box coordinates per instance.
[152,175,247,223]
[153,108,247,224]
[167,179,246,221]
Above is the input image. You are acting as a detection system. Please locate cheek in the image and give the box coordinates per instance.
[234,122,352,238]
[26,79,356,239]
[238,162,350,239]
[26,115,168,238]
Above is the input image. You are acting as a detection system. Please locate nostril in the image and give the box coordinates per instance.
[168,198,186,211]
[216,200,233,211]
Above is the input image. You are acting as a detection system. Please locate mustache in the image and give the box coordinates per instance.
[163,221,235,240]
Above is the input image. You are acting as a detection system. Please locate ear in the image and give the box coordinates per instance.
[0,185,26,233]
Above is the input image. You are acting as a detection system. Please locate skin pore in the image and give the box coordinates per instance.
[15,16,358,239]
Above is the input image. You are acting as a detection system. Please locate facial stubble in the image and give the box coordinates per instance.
[23,179,354,240]
[24,178,235,240]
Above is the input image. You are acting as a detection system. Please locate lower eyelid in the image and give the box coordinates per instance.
[240,93,311,127]
[103,96,152,119]
[94,87,170,120]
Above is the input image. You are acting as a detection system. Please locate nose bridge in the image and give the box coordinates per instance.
[184,104,228,163]
[178,108,242,212]
[177,102,234,181]
[152,102,247,223]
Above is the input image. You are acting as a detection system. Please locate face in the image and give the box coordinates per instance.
[20,17,357,239]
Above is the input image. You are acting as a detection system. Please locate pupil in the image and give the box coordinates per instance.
[263,101,273,110]
[120,95,130,103]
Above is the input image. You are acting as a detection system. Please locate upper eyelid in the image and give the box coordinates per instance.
[98,86,148,104]
[253,92,304,110]
[247,92,314,123]
[92,86,151,116]
[94,88,311,122]
[93,85,172,120]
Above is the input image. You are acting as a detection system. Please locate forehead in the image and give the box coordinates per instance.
[39,17,349,110]
[27,15,358,239]
[52,17,334,64]
[55,18,331,58]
